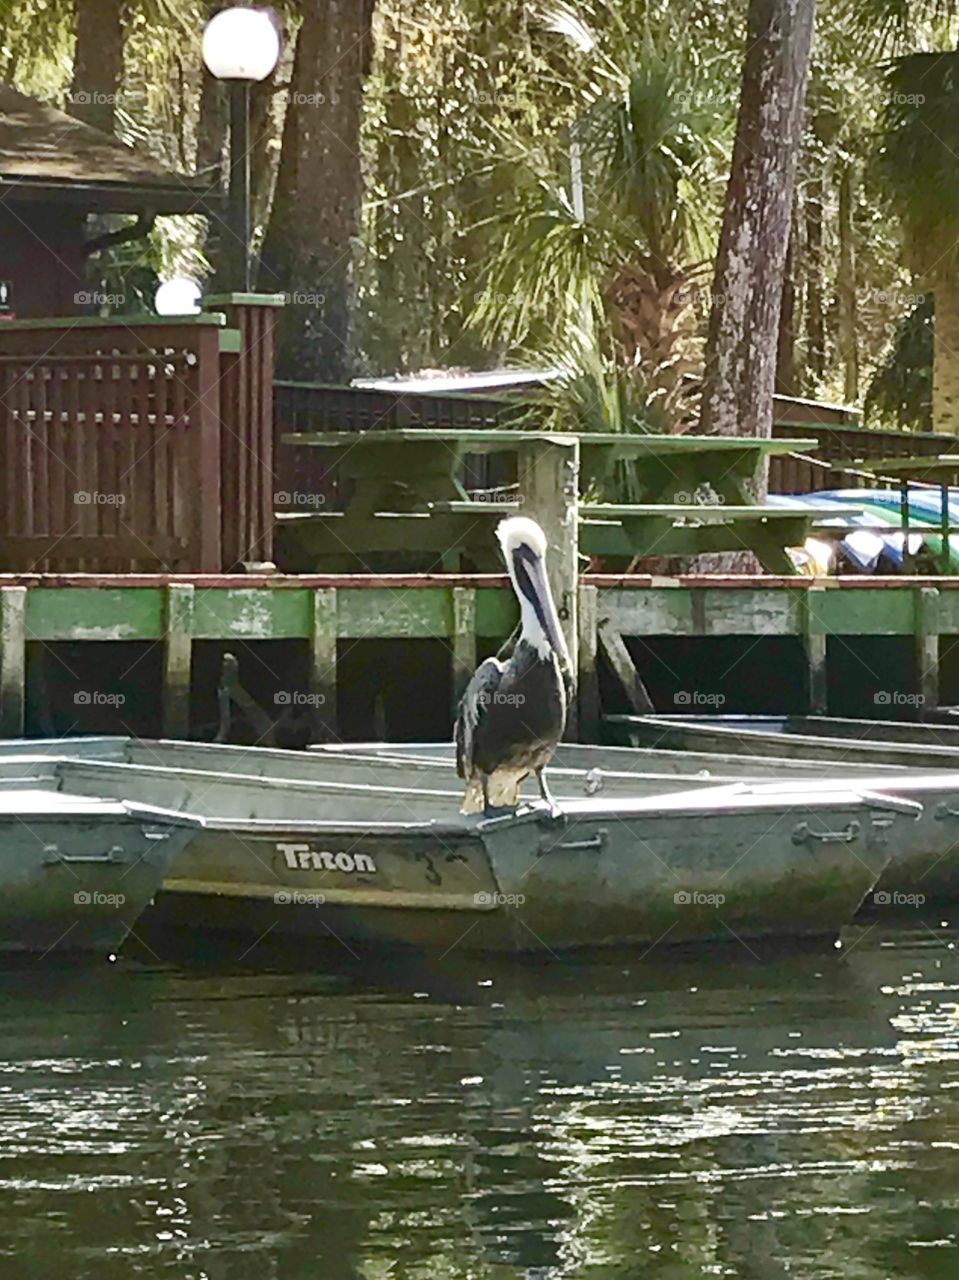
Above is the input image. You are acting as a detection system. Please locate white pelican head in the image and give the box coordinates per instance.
[496,517,570,663]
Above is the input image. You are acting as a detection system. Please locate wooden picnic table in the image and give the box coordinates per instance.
[277,428,822,574]
[282,427,817,505]
[858,454,959,571]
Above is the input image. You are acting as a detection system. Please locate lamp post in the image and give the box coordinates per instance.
[202,7,280,290]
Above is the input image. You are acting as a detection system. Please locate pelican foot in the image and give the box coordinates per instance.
[482,803,519,820]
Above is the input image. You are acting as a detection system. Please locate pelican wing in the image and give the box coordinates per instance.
[455,657,504,780]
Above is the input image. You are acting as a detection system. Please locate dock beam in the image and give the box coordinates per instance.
[0,587,26,737]
[451,586,477,717]
[518,436,580,680]
[162,584,195,738]
[310,587,339,740]
[802,586,828,715]
[916,586,940,716]
[577,584,600,741]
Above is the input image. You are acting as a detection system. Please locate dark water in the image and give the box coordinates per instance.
[2,924,959,1279]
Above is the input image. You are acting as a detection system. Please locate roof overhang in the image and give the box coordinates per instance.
[0,176,226,216]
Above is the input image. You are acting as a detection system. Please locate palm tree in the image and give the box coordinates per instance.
[472,16,731,431]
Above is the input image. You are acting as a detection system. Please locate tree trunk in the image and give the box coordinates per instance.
[260,0,375,382]
[837,162,859,403]
[804,171,825,388]
[775,206,799,398]
[70,0,123,134]
[699,0,815,461]
[934,284,959,434]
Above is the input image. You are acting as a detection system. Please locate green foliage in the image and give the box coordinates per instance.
[469,172,616,350]
[877,51,959,277]
[864,293,933,429]
[0,0,952,422]
[515,325,672,435]
[585,34,725,269]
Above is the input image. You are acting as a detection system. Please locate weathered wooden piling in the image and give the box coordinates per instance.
[162,584,194,737]
[916,586,940,715]
[0,586,26,736]
[310,587,339,738]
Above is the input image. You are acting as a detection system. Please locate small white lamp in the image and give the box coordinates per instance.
[154,277,202,316]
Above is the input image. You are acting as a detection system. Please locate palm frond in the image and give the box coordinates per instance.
[515,325,678,437]
[470,176,619,348]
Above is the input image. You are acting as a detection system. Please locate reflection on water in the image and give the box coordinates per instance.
[1,924,958,1278]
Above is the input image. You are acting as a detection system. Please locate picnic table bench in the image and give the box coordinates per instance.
[579,503,858,568]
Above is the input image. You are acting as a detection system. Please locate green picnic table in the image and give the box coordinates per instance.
[857,454,959,572]
[277,428,821,572]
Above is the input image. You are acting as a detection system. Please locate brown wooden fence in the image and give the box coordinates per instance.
[0,297,281,573]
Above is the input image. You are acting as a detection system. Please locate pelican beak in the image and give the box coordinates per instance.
[513,545,570,664]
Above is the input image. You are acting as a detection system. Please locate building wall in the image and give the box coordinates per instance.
[0,202,87,318]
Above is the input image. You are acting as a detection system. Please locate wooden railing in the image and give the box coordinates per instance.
[0,296,282,573]
[770,420,957,492]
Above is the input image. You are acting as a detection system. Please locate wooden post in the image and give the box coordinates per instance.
[0,587,26,737]
[915,586,940,716]
[451,586,477,717]
[162,584,194,738]
[597,615,656,714]
[310,587,338,739]
[202,294,285,570]
[802,585,827,715]
[516,435,580,679]
[577,584,600,742]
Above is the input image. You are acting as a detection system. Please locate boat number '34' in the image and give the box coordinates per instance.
[276,842,377,874]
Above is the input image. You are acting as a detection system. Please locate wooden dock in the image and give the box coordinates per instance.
[1,572,954,742]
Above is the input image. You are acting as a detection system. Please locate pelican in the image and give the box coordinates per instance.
[455,516,572,815]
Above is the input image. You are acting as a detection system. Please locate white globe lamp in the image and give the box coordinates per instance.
[201,8,281,289]
[155,277,202,316]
